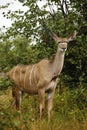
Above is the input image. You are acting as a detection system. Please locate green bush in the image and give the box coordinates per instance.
[54,87,87,121]
[0,77,11,91]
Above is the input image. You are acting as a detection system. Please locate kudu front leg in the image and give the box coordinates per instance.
[47,90,55,121]
[38,89,45,119]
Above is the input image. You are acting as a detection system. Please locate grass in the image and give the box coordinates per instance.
[30,119,87,130]
[0,87,87,130]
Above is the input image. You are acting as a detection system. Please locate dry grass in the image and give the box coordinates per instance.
[0,87,12,109]
[30,119,87,130]
[0,88,87,130]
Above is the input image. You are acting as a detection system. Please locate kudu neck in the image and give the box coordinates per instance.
[51,46,65,76]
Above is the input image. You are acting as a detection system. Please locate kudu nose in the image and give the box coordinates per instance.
[62,48,66,51]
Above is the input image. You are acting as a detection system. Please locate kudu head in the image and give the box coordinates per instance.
[52,32,77,52]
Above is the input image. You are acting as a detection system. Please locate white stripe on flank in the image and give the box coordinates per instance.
[20,67,23,82]
[13,66,18,80]
[29,65,35,86]
[33,65,37,85]
[24,66,28,88]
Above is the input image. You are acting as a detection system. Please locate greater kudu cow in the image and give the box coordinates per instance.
[7,32,77,121]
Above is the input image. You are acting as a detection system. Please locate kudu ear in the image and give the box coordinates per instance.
[51,32,63,43]
[67,31,77,42]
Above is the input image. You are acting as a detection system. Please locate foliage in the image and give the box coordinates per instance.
[54,87,87,121]
[0,0,87,128]
[0,77,11,90]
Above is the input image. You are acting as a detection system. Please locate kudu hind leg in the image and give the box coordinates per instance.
[12,87,22,110]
